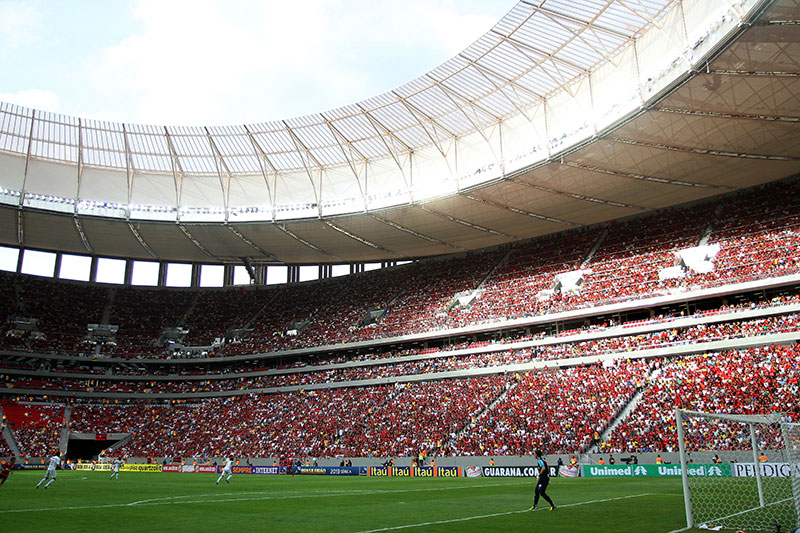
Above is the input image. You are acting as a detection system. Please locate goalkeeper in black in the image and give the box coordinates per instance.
[529,449,556,511]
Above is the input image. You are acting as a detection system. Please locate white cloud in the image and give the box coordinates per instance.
[78,0,511,125]
[0,1,43,58]
[0,88,60,111]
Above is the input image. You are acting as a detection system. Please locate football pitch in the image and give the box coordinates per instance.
[3,470,706,532]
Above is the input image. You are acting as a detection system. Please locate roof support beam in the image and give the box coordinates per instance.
[370,214,465,251]
[708,69,800,77]
[73,217,93,254]
[122,124,135,219]
[419,205,521,239]
[391,91,457,160]
[127,222,158,258]
[655,106,800,123]
[226,225,280,262]
[282,121,323,215]
[243,125,278,220]
[464,58,544,119]
[19,109,36,208]
[177,224,217,260]
[608,136,800,161]
[357,104,414,199]
[74,118,84,215]
[508,176,651,211]
[324,221,403,257]
[204,128,233,221]
[16,210,23,245]
[163,128,185,221]
[321,115,368,209]
[462,193,577,227]
[275,224,342,261]
[561,160,736,191]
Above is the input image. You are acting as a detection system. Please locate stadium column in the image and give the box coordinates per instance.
[90,256,99,282]
[191,263,200,287]
[124,260,133,285]
[288,265,300,283]
[252,264,266,285]
[158,262,167,287]
[319,264,331,279]
[53,252,62,279]
[223,264,234,286]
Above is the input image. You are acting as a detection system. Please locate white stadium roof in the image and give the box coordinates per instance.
[1,0,799,264]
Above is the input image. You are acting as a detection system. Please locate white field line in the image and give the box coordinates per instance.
[0,481,531,514]
[354,493,654,533]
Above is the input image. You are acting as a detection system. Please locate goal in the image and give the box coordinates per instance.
[675,409,799,531]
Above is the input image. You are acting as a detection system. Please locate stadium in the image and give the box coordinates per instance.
[1,0,799,531]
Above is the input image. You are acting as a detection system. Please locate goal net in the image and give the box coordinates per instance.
[675,409,799,531]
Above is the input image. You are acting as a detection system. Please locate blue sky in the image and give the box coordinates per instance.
[0,0,514,126]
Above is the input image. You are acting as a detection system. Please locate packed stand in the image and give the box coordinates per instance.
[451,360,652,455]
[0,401,64,457]
[102,287,196,357]
[602,343,800,453]
[3,307,799,395]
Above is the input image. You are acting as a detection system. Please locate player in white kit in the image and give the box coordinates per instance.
[109,458,124,480]
[36,454,62,489]
[216,457,233,484]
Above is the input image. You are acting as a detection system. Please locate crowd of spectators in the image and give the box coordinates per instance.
[0,401,64,457]
[2,180,800,359]
[451,359,652,455]
[3,306,798,396]
[2,340,798,458]
[602,343,800,453]
[2,180,800,459]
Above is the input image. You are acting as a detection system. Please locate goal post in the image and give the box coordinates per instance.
[675,409,799,531]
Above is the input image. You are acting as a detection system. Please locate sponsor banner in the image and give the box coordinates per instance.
[296,466,362,476]
[412,467,435,478]
[74,463,112,471]
[368,466,463,478]
[583,464,729,478]
[181,465,196,473]
[483,466,540,478]
[252,466,279,475]
[296,467,328,476]
[436,466,461,478]
[369,466,392,477]
[466,466,483,478]
[196,465,216,474]
[162,465,181,473]
[732,463,793,478]
[18,464,46,470]
[121,464,162,473]
[559,465,580,478]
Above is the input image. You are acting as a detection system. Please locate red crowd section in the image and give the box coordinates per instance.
[4,306,798,394]
[1,400,64,457]
[1,180,799,358]
[3,343,798,458]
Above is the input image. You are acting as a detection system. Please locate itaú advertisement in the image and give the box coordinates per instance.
[367,466,463,477]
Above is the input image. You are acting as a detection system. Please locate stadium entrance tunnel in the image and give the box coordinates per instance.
[67,432,129,460]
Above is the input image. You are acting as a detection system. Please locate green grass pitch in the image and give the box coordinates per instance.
[2,470,710,532]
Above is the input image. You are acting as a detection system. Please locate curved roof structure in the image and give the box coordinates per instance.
[1,0,798,265]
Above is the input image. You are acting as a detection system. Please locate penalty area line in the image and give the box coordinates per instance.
[354,493,653,532]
